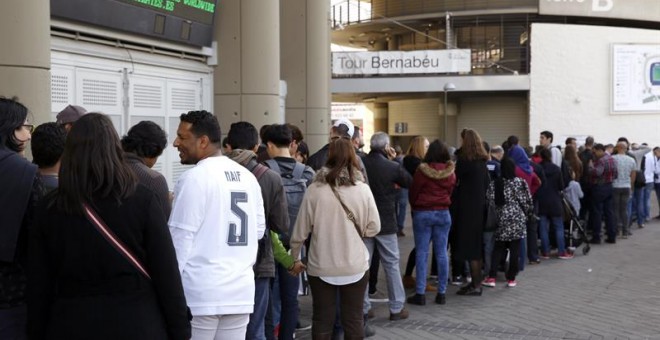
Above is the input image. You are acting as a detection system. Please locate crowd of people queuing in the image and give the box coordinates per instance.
[0,95,655,340]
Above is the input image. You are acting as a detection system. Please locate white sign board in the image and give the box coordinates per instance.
[612,44,660,113]
[332,50,471,75]
[331,102,365,120]
[539,0,660,23]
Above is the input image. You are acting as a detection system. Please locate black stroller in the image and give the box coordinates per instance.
[561,194,591,255]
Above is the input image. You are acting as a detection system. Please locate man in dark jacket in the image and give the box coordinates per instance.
[226,122,289,340]
[307,119,369,184]
[360,132,412,322]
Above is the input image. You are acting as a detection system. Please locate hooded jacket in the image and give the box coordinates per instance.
[409,162,457,211]
[226,149,289,278]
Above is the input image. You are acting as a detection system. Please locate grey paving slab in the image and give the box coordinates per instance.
[295,205,660,340]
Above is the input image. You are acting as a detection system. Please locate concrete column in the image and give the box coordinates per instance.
[213,0,281,135]
[280,0,330,154]
[0,0,51,125]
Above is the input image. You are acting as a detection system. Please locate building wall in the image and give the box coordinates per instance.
[530,23,660,146]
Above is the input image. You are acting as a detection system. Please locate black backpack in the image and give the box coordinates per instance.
[264,159,308,245]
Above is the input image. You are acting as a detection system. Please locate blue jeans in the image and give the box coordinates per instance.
[632,185,646,226]
[539,215,565,254]
[246,277,271,340]
[363,234,405,314]
[483,231,495,274]
[396,188,408,232]
[276,264,299,340]
[643,183,654,221]
[0,305,26,340]
[412,210,451,294]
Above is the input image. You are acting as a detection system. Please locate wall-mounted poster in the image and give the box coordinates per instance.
[612,44,660,113]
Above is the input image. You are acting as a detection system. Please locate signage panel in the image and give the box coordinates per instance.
[332,50,471,75]
[612,44,660,113]
[539,0,660,22]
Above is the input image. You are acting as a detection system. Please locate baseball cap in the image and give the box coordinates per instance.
[332,118,354,138]
[56,105,87,124]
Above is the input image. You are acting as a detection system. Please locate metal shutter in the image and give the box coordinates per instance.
[456,96,528,146]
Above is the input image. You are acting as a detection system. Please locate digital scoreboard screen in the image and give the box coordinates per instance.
[116,0,216,25]
[51,0,218,47]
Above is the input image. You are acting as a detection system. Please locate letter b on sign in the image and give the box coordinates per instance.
[592,0,613,11]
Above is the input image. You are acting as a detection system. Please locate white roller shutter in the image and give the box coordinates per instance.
[50,40,212,190]
[456,97,528,146]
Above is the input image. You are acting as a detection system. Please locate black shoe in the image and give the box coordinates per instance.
[296,320,311,331]
[435,293,446,305]
[456,284,482,296]
[406,293,426,306]
[605,238,616,244]
[589,238,602,244]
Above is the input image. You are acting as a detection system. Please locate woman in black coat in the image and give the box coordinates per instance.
[28,113,191,340]
[451,129,490,296]
[536,148,572,259]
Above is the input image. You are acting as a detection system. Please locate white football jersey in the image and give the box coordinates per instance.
[169,155,265,316]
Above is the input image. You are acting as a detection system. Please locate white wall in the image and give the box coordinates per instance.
[530,23,660,147]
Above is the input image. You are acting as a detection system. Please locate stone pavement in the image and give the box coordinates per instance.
[295,215,660,339]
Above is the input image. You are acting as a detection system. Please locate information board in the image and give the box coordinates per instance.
[612,44,660,113]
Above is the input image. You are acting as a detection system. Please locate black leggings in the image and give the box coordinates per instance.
[404,248,437,277]
[488,239,521,281]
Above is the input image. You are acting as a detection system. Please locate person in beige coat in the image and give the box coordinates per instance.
[290,138,380,340]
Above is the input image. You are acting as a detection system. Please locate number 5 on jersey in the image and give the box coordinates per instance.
[228,191,248,246]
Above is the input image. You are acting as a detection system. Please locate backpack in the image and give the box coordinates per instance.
[264,159,308,245]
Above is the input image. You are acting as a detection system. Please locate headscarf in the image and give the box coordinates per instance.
[508,145,532,175]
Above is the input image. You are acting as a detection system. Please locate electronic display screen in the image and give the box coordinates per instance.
[116,0,216,25]
[51,0,218,47]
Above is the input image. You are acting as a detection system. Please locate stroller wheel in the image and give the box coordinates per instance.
[582,245,590,255]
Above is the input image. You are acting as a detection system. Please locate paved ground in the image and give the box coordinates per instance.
[296,208,660,339]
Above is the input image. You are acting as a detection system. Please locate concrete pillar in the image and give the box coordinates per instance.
[213,0,281,135]
[0,0,51,125]
[280,0,330,154]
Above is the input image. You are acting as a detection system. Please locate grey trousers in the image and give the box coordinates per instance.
[612,187,631,234]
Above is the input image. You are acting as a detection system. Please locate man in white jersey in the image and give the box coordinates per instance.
[169,110,266,339]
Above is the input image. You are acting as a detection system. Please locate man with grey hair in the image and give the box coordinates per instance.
[360,132,411,322]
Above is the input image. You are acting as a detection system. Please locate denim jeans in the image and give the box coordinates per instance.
[0,305,26,340]
[275,264,299,340]
[482,231,495,274]
[632,185,646,226]
[539,215,565,254]
[246,277,271,340]
[589,184,616,241]
[396,188,409,232]
[643,183,654,221]
[412,210,451,294]
[363,234,405,314]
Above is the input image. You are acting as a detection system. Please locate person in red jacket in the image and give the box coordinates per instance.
[406,140,457,306]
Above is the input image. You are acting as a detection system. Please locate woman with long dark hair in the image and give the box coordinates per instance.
[452,128,490,296]
[407,140,456,305]
[563,144,583,182]
[0,97,38,339]
[482,157,532,288]
[28,113,191,339]
[290,138,380,339]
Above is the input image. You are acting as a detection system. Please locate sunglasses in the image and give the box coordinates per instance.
[20,124,34,134]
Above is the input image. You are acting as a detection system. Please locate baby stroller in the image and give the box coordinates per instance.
[561,194,591,255]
